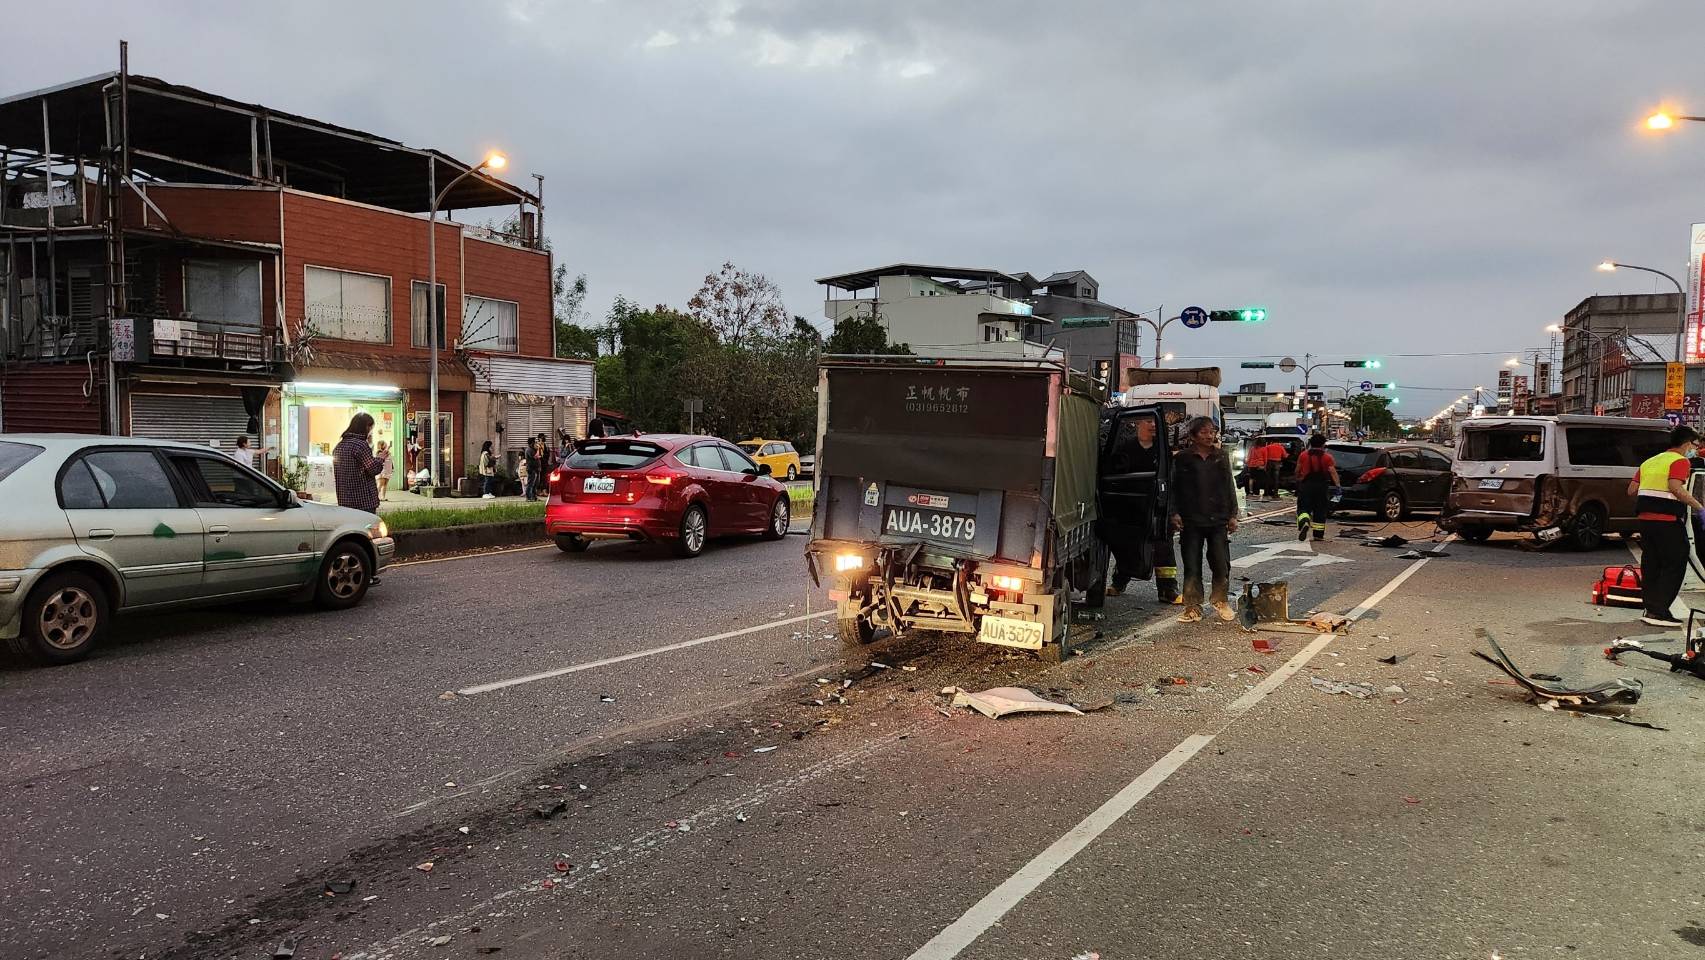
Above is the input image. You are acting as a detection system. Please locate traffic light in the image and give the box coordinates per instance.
[1343,359,1382,369]
[1208,307,1267,322]
[1372,382,1396,389]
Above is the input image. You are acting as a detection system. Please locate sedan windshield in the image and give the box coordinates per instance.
[566,440,666,470]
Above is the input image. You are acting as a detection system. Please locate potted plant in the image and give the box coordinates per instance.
[281,456,312,500]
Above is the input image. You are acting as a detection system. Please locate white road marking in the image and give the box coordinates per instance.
[456,611,834,695]
[390,543,553,567]
[904,542,1448,960]
[1229,540,1314,568]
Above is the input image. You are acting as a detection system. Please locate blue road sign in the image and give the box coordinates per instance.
[1666,412,1683,426]
[1359,380,1374,391]
[1179,306,1209,329]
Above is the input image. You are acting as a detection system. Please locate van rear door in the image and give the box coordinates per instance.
[1451,423,1548,517]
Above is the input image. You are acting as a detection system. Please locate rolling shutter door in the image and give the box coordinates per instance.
[504,403,555,450]
[130,394,255,447]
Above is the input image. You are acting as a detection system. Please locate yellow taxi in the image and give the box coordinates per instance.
[738,439,802,481]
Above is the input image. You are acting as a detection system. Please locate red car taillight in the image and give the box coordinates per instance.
[548,468,562,494]
[1358,467,1388,484]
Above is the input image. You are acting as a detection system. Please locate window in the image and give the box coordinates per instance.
[463,295,519,352]
[1459,428,1543,462]
[1389,450,1421,469]
[172,455,279,508]
[1563,428,1626,466]
[305,266,390,343]
[683,444,720,469]
[0,441,43,484]
[63,450,181,509]
[411,281,447,348]
[1325,446,1381,472]
[566,440,665,470]
[1419,450,1453,472]
[184,259,263,327]
[718,445,759,474]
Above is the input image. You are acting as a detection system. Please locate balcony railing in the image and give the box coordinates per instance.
[141,317,281,365]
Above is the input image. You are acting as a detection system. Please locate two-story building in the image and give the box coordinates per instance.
[0,61,592,501]
[814,263,1143,382]
[1557,293,1682,416]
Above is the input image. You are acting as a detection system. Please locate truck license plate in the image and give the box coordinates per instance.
[583,476,616,494]
[883,506,977,542]
[978,615,1044,650]
[1477,478,1503,490]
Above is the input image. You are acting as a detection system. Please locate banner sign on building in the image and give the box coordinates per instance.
[1667,362,1688,409]
[1690,223,1705,362]
[1536,361,1551,393]
[1497,369,1512,403]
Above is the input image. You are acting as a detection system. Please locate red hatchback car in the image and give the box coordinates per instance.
[546,435,792,557]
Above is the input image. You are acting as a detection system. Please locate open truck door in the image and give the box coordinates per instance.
[1091,404,1171,605]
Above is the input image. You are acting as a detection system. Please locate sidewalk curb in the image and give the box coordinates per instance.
[391,521,546,559]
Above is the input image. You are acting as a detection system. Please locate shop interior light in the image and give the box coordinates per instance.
[288,381,404,397]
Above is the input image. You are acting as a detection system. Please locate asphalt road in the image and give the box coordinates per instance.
[5,502,1704,960]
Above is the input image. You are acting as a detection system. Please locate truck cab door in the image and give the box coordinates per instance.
[1099,406,1170,541]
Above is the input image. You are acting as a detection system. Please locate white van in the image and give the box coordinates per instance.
[1442,415,1673,549]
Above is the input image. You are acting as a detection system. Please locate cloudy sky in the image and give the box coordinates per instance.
[6,0,1701,411]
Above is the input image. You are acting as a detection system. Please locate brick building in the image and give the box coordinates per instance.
[0,56,592,500]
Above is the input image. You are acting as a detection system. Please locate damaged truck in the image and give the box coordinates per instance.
[805,357,1168,662]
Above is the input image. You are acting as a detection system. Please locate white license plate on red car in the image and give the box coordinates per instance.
[582,476,616,494]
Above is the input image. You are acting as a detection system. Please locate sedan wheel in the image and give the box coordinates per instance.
[673,504,708,558]
[1381,490,1406,522]
[763,497,790,540]
[315,541,373,610]
[16,571,107,665]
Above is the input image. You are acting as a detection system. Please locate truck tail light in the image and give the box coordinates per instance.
[834,553,865,572]
[988,575,1026,591]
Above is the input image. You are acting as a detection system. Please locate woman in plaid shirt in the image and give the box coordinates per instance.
[332,413,384,513]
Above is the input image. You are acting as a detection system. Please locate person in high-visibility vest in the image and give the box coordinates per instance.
[1629,425,1703,628]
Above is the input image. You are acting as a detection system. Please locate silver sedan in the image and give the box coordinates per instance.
[0,435,394,665]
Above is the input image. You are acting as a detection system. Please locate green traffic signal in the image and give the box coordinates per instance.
[1208,307,1267,322]
[1239,307,1267,322]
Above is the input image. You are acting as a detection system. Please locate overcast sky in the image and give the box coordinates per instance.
[6,0,1701,412]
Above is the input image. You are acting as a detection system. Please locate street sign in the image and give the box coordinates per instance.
[1359,380,1373,392]
[1665,362,1686,409]
[1666,412,1683,426]
[1240,361,1276,369]
[1179,306,1209,329]
[1279,357,1297,373]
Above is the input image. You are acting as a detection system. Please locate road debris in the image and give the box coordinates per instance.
[1474,628,1641,708]
[437,691,458,701]
[414,861,434,873]
[1236,580,1290,630]
[753,746,778,753]
[457,826,471,835]
[269,939,298,959]
[1607,631,1705,682]
[1251,637,1280,654]
[1376,651,1414,665]
[1383,684,1406,695]
[1363,534,1410,547]
[599,694,617,703]
[322,880,355,895]
[534,799,567,819]
[1310,677,1376,699]
[430,935,453,946]
[943,686,1083,719]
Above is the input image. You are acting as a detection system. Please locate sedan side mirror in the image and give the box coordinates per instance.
[758,463,773,476]
[280,490,302,509]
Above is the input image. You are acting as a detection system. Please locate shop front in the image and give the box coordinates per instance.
[281,381,406,501]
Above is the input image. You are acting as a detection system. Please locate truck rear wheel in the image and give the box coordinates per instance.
[838,615,876,647]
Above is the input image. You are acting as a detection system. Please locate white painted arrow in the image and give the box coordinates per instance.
[1299,552,1354,568]
[1229,541,1315,569]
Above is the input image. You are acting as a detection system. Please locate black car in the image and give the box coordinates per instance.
[1328,442,1454,521]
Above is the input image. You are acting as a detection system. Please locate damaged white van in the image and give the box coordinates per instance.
[1442,415,1673,549]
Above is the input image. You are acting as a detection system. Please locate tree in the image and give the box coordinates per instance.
[551,266,597,359]
[825,305,910,356]
[600,297,714,433]
[686,262,790,347]
[1343,393,1399,437]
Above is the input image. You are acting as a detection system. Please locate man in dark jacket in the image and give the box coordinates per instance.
[332,412,383,513]
[1169,417,1239,623]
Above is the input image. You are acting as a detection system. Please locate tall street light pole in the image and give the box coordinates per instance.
[1597,260,1686,362]
[426,150,507,486]
[1640,107,1705,428]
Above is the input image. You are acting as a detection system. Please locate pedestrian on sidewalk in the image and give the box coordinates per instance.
[478,440,497,499]
[375,440,394,500]
[1294,434,1340,542]
[1630,425,1702,628]
[1169,417,1239,623]
[331,412,382,514]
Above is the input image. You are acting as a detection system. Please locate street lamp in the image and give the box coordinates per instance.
[1645,110,1705,131]
[1505,358,1521,367]
[426,150,507,486]
[1161,352,1174,362]
[1596,259,1688,362]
